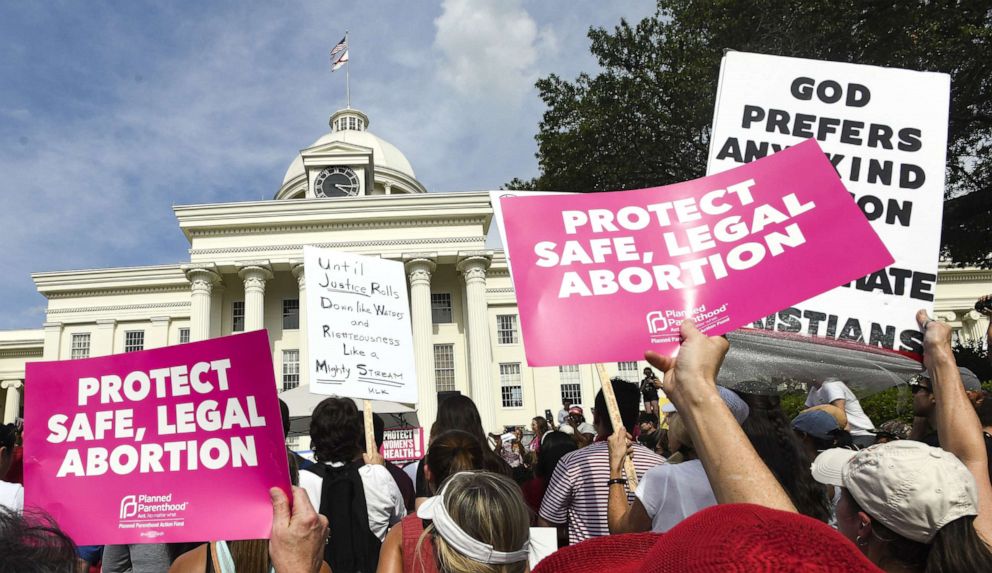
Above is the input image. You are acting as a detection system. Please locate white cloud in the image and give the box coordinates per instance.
[433,0,552,104]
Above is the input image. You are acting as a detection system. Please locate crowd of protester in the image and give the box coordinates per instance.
[3,302,992,572]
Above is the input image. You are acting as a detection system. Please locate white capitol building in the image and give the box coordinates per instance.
[1,107,990,432]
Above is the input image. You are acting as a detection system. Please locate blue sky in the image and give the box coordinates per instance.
[0,0,656,330]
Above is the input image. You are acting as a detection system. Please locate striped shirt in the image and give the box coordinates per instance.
[538,441,664,544]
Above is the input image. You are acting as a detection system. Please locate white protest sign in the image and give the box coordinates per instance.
[707,51,950,355]
[303,246,418,403]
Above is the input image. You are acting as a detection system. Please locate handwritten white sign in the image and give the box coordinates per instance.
[303,247,418,403]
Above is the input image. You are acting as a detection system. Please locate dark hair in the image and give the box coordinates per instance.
[927,513,992,573]
[535,431,578,479]
[425,430,486,491]
[309,397,361,463]
[532,417,550,436]
[435,395,487,444]
[0,424,15,451]
[594,378,641,434]
[976,392,992,427]
[637,412,659,427]
[372,414,385,449]
[562,398,572,405]
[0,509,79,573]
[278,399,290,438]
[739,393,831,523]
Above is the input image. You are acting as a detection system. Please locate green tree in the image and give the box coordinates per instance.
[514,0,991,266]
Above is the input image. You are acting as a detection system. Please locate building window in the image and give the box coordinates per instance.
[431,293,452,324]
[70,333,91,359]
[496,314,518,345]
[178,328,190,344]
[124,331,145,353]
[499,363,523,408]
[559,365,582,403]
[282,350,300,391]
[232,301,245,332]
[283,299,300,330]
[617,361,639,383]
[434,344,456,393]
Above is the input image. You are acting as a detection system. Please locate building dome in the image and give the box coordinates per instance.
[281,108,417,186]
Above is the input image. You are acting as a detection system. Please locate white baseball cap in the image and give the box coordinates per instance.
[661,386,750,425]
[811,441,978,543]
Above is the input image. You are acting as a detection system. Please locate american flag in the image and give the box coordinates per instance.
[330,36,348,71]
[331,50,349,72]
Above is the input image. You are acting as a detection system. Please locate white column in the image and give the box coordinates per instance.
[2,380,23,424]
[42,322,63,360]
[95,319,117,356]
[405,255,437,431]
[239,263,273,332]
[292,262,309,387]
[185,265,220,342]
[148,316,171,349]
[962,310,988,342]
[458,252,497,434]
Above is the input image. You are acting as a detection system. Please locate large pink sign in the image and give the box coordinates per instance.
[501,140,894,366]
[24,330,290,545]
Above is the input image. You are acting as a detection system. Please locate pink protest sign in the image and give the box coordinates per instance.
[381,427,425,462]
[24,330,290,545]
[501,139,894,366]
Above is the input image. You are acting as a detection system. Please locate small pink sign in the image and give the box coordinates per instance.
[24,330,290,545]
[380,427,425,462]
[501,140,894,366]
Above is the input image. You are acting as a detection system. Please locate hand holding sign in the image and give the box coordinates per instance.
[269,486,328,573]
[645,320,730,412]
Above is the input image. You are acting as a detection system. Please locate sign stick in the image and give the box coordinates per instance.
[594,364,638,490]
[363,400,376,457]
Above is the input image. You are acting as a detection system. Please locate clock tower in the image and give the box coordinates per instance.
[275,107,427,200]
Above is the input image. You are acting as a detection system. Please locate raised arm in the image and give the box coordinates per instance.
[645,320,796,513]
[917,310,992,543]
[606,429,652,533]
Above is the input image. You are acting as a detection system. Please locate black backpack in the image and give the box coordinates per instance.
[305,461,381,573]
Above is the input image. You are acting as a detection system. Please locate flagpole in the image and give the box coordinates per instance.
[345,30,351,109]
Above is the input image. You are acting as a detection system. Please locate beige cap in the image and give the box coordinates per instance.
[811,441,978,543]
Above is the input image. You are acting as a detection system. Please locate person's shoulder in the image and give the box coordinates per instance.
[298,466,322,486]
[822,380,850,391]
[554,445,594,471]
[0,480,23,510]
[361,463,395,482]
[631,443,665,464]
[167,543,207,573]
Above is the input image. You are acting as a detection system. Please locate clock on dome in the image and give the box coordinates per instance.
[314,166,361,198]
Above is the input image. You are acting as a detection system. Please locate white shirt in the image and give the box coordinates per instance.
[576,422,596,435]
[635,459,716,533]
[0,480,23,512]
[299,462,406,541]
[805,380,875,436]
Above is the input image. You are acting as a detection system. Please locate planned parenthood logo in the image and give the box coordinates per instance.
[646,311,670,334]
[647,304,731,341]
[119,495,138,519]
[117,493,190,533]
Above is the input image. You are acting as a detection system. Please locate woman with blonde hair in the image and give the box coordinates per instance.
[378,469,530,573]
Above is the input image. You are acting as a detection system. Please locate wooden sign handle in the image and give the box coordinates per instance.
[594,364,639,490]
[363,400,377,458]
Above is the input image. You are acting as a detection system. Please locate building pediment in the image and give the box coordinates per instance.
[299,140,374,167]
